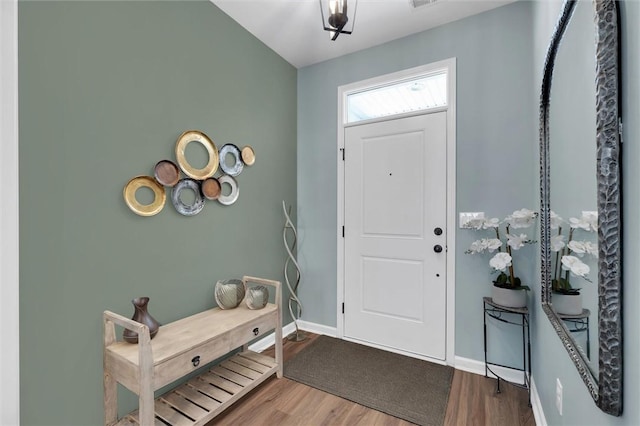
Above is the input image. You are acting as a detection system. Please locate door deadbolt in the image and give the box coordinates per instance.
[434,227,443,236]
[434,245,443,253]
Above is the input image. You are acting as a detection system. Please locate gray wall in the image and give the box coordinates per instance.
[297,1,536,363]
[17,0,639,424]
[299,0,640,422]
[531,0,640,424]
[18,1,296,424]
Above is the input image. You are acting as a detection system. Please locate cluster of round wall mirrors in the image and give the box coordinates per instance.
[123,130,255,217]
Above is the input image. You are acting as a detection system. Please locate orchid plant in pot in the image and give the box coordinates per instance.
[550,211,597,315]
[464,208,538,308]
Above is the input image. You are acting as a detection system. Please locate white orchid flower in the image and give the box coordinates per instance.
[567,240,588,256]
[581,211,598,232]
[569,212,597,232]
[550,211,564,230]
[464,218,485,230]
[506,208,537,229]
[468,239,486,253]
[485,238,502,252]
[550,235,566,252]
[482,218,500,229]
[584,241,598,257]
[561,255,590,278]
[507,233,529,250]
[463,209,538,276]
[468,238,502,254]
[469,239,486,253]
[490,252,512,271]
[569,217,589,231]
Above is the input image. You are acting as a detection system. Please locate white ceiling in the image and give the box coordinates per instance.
[210,0,515,68]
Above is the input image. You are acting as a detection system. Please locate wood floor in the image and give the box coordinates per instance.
[208,333,535,426]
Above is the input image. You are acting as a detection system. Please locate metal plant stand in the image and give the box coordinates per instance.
[483,297,531,404]
[282,201,306,342]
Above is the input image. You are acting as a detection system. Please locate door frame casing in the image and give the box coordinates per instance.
[0,0,20,423]
[336,58,457,364]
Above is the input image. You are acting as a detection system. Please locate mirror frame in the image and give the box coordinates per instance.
[540,0,622,416]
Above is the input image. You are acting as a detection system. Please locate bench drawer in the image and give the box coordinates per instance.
[153,311,277,388]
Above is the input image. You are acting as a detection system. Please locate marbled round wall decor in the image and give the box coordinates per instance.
[124,130,256,217]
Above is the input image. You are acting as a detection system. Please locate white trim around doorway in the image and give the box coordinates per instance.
[336,58,457,364]
[0,0,20,424]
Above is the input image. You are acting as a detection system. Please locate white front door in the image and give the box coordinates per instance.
[344,112,447,360]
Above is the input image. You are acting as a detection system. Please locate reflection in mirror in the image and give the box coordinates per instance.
[540,0,622,416]
[548,0,598,376]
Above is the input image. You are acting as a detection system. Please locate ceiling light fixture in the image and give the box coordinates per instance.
[319,0,357,41]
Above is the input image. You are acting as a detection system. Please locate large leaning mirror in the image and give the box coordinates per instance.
[540,0,622,416]
[549,0,600,383]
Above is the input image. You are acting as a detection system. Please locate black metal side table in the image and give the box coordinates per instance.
[558,308,591,359]
[483,297,531,402]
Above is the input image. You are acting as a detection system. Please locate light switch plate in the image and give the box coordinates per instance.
[459,212,485,228]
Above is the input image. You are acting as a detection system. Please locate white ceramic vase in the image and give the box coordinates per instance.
[491,285,527,308]
[552,293,583,315]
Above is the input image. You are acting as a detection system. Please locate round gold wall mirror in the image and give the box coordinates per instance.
[175,130,219,180]
[123,176,166,217]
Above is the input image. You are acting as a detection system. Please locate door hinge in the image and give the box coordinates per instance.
[342,303,345,314]
[340,148,345,161]
[342,226,345,237]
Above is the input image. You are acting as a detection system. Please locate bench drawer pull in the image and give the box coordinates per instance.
[192,356,201,367]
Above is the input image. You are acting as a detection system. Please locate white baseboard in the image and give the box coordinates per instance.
[297,320,337,337]
[454,355,526,385]
[530,376,547,426]
[248,322,297,353]
[247,320,337,353]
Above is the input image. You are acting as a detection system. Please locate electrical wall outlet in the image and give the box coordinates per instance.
[556,378,563,415]
[459,212,485,228]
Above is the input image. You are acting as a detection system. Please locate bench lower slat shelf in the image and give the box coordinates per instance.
[115,350,278,426]
[161,393,209,422]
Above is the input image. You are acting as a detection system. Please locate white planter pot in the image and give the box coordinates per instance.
[553,293,583,315]
[491,285,527,308]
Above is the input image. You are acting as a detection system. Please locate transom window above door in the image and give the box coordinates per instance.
[346,72,447,124]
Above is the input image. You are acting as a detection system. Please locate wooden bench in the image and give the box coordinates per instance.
[103,276,283,426]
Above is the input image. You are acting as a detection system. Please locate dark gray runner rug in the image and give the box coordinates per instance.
[284,335,453,426]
